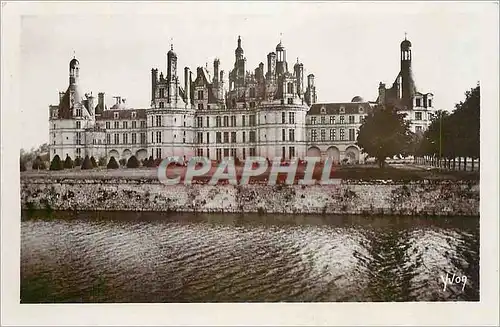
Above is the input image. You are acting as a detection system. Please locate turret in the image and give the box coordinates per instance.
[400,34,416,109]
[96,92,105,115]
[305,74,316,106]
[266,52,276,80]
[213,58,220,85]
[275,40,287,76]
[294,58,304,96]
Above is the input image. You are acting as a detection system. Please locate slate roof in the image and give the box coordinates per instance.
[308,102,374,115]
[96,109,147,120]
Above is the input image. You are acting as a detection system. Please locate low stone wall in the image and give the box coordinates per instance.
[20,177,479,216]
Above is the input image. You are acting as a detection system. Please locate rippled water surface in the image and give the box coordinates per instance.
[21,211,479,302]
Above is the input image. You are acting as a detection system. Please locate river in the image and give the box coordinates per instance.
[21,211,479,302]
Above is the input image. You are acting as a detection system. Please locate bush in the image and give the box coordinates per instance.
[20,160,27,172]
[32,156,46,170]
[107,156,119,169]
[126,155,140,168]
[145,156,154,167]
[98,157,107,167]
[49,155,63,170]
[81,155,93,170]
[90,156,98,168]
[74,157,82,167]
[119,158,126,167]
[63,155,74,169]
[153,158,162,167]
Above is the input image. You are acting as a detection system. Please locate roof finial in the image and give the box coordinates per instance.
[297,57,299,63]
[280,32,283,42]
[170,37,173,51]
[73,50,75,59]
[404,32,407,40]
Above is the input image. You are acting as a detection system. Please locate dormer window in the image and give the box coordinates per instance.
[339,107,345,114]
[359,107,364,113]
[131,112,136,119]
[416,98,421,107]
[114,112,119,119]
[320,106,326,114]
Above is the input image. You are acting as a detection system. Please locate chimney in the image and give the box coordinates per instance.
[184,67,191,105]
[58,91,65,103]
[213,58,220,83]
[97,92,105,114]
[151,68,158,104]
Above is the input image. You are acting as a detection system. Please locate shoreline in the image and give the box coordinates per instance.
[21,175,480,216]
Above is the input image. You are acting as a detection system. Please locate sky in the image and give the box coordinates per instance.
[18,1,490,150]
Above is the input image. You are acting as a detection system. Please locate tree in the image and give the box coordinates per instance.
[81,155,93,170]
[126,155,140,168]
[20,160,27,172]
[74,157,82,167]
[32,156,46,170]
[107,156,119,169]
[98,157,107,166]
[90,156,98,168]
[356,105,412,168]
[63,155,74,169]
[49,155,64,170]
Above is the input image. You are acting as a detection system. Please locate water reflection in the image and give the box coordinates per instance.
[21,211,479,302]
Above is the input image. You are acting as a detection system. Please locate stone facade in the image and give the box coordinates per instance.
[21,178,479,216]
[48,36,434,164]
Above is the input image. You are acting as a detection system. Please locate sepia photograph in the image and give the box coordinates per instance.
[1,1,499,326]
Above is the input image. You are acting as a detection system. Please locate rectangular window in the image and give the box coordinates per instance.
[230,148,236,157]
[123,133,128,144]
[197,117,203,128]
[289,147,295,159]
[249,131,256,142]
[76,132,82,145]
[231,116,236,127]
[198,103,204,110]
[415,112,422,120]
[289,112,295,124]
[114,121,119,129]
[321,116,325,124]
[216,132,222,143]
[287,98,293,104]
[223,116,229,127]
[428,99,432,107]
[242,131,246,143]
[349,115,355,124]
[198,90,204,100]
[197,132,203,144]
[330,116,335,124]
[243,148,246,160]
[206,132,210,144]
[311,129,317,142]
[207,148,210,158]
[311,117,316,125]
[340,128,345,141]
[140,133,146,144]
[282,129,286,141]
[114,133,119,144]
[340,116,345,124]
[159,102,164,108]
[106,134,111,144]
[282,147,286,159]
[141,121,146,128]
[206,117,210,127]
[231,132,236,143]
[242,115,246,127]
[156,115,162,127]
[132,121,137,129]
[132,133,137,144]
[216,149,222,161]
[106,122,110,129]
[156,131,162,143]
[282,112,286,124]
[123,121,128,129]
[330,129,336,141]
[320,129,326,141]
[349,128,355,141]
[416,98,421,107]
[249,148,256,156]
[224,148,230,158]
[216,116,221,127]
[76,121,81,129]
[223,132,229,143]
[159,88,164,98]
[156,148,162,159]
[289,129,295,141]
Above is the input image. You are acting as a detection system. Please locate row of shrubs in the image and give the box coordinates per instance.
[20,154,168,171]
